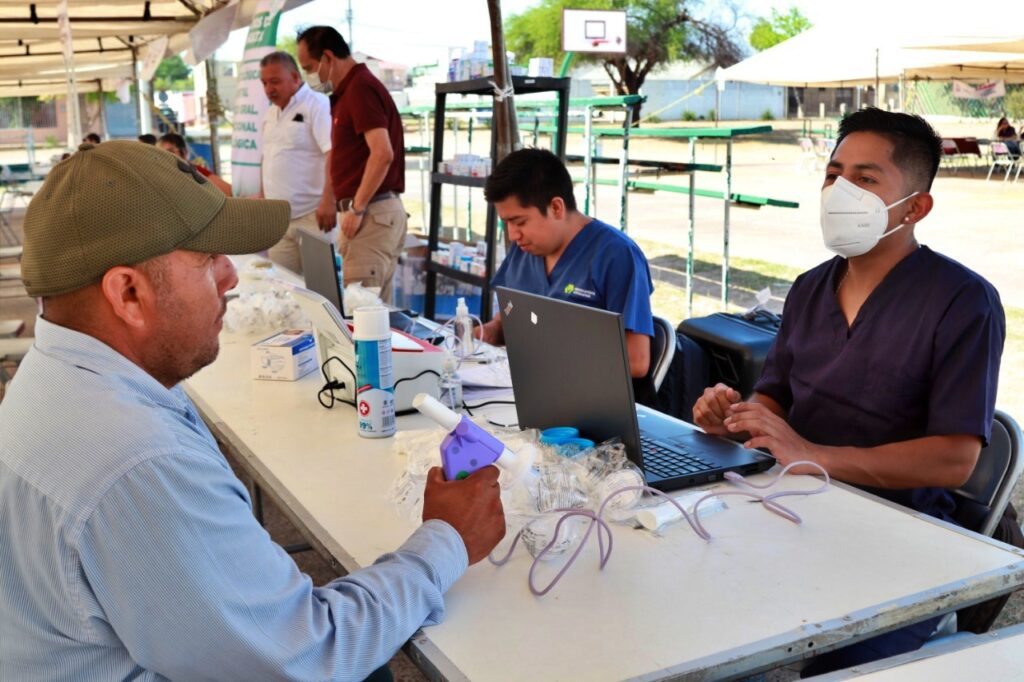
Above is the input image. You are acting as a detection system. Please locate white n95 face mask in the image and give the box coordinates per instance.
[820,176,917,258]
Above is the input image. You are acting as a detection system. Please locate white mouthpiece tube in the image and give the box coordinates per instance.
[635,502,684,531]
[495,443,537,484]
[413,393,461,432]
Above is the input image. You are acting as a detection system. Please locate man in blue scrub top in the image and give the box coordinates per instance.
[693,108,1007,675]
[480,148,655,378]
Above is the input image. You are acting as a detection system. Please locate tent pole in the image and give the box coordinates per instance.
[133,45,153,136]
[131,46,142,136]
[205,59,222,176]
[57,0,83,147]
[487,0,520,164]
[874,48,880,106]
[97,80,110,140]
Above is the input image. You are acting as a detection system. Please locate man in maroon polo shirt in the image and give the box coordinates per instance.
[297,26,407,303]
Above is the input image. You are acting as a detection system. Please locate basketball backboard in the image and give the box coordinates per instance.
[561,9,627,54]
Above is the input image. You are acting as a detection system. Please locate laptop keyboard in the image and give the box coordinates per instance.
[640,435,716,479]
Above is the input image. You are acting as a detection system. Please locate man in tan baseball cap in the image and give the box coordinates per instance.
[21,140,289,386]
[0,140,505,680]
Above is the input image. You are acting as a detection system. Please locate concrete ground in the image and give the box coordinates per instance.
[1,118,1021,679]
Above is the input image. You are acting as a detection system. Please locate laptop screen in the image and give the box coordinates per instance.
[497,287,775,491]
[496,286,643,459]
[300,234,345,316]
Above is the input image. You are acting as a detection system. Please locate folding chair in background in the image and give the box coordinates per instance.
[987,142,1018,182]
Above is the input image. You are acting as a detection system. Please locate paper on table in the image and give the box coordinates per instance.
[463,386,515,402]
[459,359,513,388]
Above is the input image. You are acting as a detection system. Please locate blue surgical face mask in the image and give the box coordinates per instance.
[820,176,918,258]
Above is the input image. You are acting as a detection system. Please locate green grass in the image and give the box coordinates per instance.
[1000,306,1024,420]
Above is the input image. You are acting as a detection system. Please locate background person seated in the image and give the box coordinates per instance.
[157,132,233,197]
[82,132,101,145]
[479,148,654,379]
[995,116,1020,156]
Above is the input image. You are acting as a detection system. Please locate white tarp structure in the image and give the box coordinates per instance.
[0,1,308,97]
[718,5,1024,88]
[718,29,1024,87]
[900,19,1024,55]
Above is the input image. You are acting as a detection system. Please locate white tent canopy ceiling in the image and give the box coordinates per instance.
[0,0,307,97]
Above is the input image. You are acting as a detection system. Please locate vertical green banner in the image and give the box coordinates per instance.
[230,0,283,196]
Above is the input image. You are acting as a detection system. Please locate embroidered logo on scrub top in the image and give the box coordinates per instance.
[564,283,596,299]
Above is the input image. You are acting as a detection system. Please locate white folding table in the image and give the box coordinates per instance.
[185,325,1024,681]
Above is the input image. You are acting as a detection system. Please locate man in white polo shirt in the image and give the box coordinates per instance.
[259,50,335,274]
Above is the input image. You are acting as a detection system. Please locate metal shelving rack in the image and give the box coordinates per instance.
[424,75,570,321]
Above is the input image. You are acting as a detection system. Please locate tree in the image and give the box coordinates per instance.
[277,35,298,61]
[506,0,743,124]
[1004,86,1024,122]
[153,55,194,92]
[748,6,811,52]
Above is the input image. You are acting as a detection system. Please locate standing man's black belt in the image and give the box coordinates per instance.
[337,191,396,212]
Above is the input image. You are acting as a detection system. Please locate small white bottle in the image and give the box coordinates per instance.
[453,297,475,358]
[438,350,463,412]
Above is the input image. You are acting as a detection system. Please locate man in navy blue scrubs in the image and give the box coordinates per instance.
[481,148,655,378]
[693,108,1006,674]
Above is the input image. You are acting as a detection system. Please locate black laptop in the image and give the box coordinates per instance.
[496,287,775,492]
[298,233,440,341]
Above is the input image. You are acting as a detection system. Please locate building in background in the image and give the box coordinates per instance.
[569,61,785,122]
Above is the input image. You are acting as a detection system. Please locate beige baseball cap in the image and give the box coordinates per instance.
[21,140,290,297]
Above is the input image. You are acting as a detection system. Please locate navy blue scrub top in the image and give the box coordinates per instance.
[492,219,655,337]
[755,246,1005,522]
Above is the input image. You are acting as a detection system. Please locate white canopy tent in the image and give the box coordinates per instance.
[717,27,1024,88]
[0,1,309,135]
[899,19,1024,54]
[1,1,196,89]
[718,3,1024,89]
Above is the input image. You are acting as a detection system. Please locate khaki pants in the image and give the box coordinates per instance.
[267,211,338,276]
[338,195,408,304]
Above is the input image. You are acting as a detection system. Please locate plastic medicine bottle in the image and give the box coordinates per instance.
[453,297,475,358]
[438,350,463,412]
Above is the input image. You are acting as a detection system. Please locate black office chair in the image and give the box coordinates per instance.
[929,410,1023,639]
[953,410,1023,537]
[632,316,676,409]
[649,316,676,393]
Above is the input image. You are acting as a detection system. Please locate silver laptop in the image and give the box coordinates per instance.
[299,233,345,314]
[299,233,440,341]
[497,287,775,492]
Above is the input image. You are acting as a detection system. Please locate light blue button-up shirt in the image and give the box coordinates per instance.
[0,317,467,681]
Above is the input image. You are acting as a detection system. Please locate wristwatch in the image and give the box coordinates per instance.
[348,205,367,217]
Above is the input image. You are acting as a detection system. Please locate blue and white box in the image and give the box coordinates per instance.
[251,329,317,381]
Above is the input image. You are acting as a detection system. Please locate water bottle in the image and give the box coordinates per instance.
[353,306,396,438]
